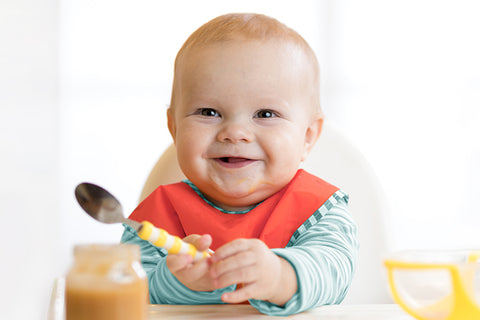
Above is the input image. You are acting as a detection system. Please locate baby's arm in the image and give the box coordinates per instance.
[121,225,235,304]
[254,191,358,316]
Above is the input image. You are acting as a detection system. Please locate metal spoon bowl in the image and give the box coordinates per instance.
[75,182,141,230]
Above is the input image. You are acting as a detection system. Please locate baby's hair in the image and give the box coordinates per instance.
[178,13,313,50]
[171,13,321,113]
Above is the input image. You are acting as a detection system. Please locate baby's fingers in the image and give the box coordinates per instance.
[210,250,255,279]
[166,254,193,273]
[175,258,212,284]
[212,264,258,290]
[183,234,212,252]
[221,283,254,304]
[211,238,256,262]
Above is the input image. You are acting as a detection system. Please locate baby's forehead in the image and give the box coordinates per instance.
[175,39,318,96]
[178,37,317,73]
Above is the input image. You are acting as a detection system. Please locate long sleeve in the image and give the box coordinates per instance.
[121,224,235,304]
[249,191,358,316]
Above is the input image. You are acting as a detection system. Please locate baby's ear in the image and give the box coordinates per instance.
[167,107,177,143]
[301,115,323,161]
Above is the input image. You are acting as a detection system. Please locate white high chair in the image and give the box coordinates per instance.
[140,121,392,304]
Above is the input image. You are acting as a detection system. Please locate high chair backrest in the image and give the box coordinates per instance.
[302,121,392,304]
[139,121,392,304]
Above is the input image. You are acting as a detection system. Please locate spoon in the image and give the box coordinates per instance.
[74,182,210,262]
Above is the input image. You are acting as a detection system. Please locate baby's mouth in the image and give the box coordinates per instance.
[214,157,256,168]
[219,157,250,163]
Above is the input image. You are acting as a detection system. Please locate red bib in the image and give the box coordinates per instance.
[129,169,338,250]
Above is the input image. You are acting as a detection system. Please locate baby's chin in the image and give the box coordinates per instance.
[189,174,285,211]
[205,187,277,212]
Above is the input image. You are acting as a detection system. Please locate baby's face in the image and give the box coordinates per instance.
[168,40,321,211]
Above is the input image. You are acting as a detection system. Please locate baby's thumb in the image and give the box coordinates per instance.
[183,234,212,252]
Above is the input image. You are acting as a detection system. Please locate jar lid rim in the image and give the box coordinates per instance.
[73,243,140,258]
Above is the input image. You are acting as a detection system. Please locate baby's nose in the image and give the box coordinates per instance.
[216,121,254,143]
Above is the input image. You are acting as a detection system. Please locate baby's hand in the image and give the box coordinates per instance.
[166,234,215,292]
[209,239,297,305]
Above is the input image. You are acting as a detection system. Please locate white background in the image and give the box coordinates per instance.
[1,1,479,319]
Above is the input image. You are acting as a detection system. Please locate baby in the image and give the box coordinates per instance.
[122,13,358,316]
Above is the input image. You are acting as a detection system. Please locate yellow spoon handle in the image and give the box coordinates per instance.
[137,221,210,262]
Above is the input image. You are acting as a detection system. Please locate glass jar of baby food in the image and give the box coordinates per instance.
[65,244,148,320]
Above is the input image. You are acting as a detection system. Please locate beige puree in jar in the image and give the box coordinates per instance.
[65,244,148,320]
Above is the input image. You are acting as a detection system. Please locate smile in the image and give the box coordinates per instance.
[213,157,257,168]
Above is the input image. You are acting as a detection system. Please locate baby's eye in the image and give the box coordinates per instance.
[254,109,278,118]
[196,108,220,117]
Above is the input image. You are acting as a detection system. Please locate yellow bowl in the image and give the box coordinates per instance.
[384,250,480,320]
